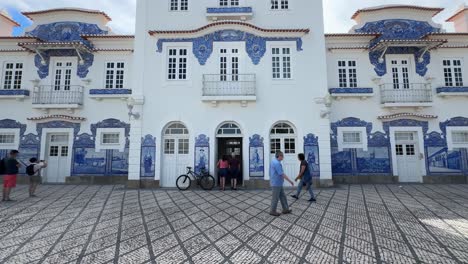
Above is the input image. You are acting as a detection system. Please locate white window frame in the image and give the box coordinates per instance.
[270,0,290,10]
[0,129,20,150]
[2,62,24,90]
[337,127,368,151]
[271,46,293,80]
[104,61,126,89]
[95,128,126,152]
[169,0,189,11]
[337,59,358,88]
[166,47,189,81]
[442,58,464,87]
[219,0,241,7]
[447,127,468,150]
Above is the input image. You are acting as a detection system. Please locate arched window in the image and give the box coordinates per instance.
[165,123,189,135]
[163,122,189,155]
[270,122,296,154]
[270,122,295,135]
[217,122,242,136]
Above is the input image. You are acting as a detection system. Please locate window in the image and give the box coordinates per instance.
[101,133,120,145]
[0,134,15,144]
[270,138,281,154]
[3,63,23,89]
[395,144,404,156]
[338,60,357,88]
[49,146,59,157]
[164,139,175,154]
[170,0,188,11]
[217,123,241,135]
[284,138,296,154]
[405,145,416,156]
[178,139,189,154]
[272,48,291,79]
[271,0,288,10]
[165,123,189,135]
[452,131,468,144]
[337,127,368,151]
[220,0,239,6]
[105,62,125,89]
[443,59,464,87]
[270,123,296,154]
[342,132,362,144]
[168,48,188,80]
[271,123,295,134]
[395,132,415,142]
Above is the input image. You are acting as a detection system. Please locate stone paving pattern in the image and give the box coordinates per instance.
[0,184,467,263]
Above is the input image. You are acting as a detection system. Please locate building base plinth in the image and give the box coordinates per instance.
[333,175,398,184]
[127,179,160,189]
[243,179,270,189]
[423,175,467,184]
[65,176,128,185]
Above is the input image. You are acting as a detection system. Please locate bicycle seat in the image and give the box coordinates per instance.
[186,166,192,170]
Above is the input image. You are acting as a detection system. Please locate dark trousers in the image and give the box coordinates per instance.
[271,186,289,212]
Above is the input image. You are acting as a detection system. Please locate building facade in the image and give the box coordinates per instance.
[0,3,467,187]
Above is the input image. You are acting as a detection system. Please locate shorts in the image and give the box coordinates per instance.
[230,169,239,180]
[219,168,228,178]
[30,176,42,184]
[3,174,17,188]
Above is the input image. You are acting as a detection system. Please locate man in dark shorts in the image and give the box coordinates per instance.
[2,150,20,202]
[28,158,47,197]
[229,152,240,190]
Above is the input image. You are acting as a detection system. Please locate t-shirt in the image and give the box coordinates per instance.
[301,160,312,183]
[31,162,46,176]
[5,157,19,175]
[229,158,240,169]
[269,158,284,187]
[219,160,229,169]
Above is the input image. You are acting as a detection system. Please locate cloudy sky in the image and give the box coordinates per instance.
[1,0,467,35]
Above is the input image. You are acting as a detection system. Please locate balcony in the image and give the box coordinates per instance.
[32,85,84,109]
[380,83,433,108]
[206,7,253,21]
[202,74,256,106]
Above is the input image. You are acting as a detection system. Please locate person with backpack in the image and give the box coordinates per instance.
[291,153,316,202]
[27,158,47,197]
[2,150,20,202]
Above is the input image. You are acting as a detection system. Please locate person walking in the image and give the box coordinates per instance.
[229,152,240,190]
[269,151,294,216]
[2,150,20,202]
[291,153,316,202]
[217,155,229,191]
[26,158,47,197]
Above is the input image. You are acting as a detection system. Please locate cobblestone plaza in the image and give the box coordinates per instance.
[0,184,467,263]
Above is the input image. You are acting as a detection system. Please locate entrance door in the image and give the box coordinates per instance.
[45,133,71,183]
[395,132,421,182]
[162,123,190,187]
[389,58,410,89]
[270,123,299,186]
[217,138,243,185]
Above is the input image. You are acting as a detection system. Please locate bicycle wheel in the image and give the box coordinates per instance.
[200,175,215,190]
[176,175,192,191]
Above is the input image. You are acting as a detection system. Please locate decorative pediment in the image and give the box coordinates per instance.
[440,117,468,135]
[331,117,373,136]
[142,135,156,147]
[90,118,130,138]
[304,134,319,146]
[0,119,27,136]
[155,28,306,65]
[249,134,264,147]
[195,134,210,147]
[382,119,429,135]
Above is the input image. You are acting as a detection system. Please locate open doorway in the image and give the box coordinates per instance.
[216,122,244,186]
[217,138,243,186]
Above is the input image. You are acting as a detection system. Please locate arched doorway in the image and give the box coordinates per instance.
[162,122,190,187]
[216,122,244,185]
[270,122,299,185]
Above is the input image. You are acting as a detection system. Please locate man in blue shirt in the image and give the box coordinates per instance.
[269,151,294,216]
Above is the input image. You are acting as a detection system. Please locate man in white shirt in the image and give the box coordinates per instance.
[27,158,47,197]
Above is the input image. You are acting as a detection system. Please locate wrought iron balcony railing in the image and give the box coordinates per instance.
[32,85,84,105]
[202,74,256,97]
[380,83,433,104]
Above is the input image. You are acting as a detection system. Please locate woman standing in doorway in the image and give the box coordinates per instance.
[229,152,240,190]
[217,155,229,191]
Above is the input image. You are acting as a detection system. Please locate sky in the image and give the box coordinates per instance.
[1,0,467,35]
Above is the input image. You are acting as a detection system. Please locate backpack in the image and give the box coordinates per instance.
[0,159,5,175]
[26,164,36,176]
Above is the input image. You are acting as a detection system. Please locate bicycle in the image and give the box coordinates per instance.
[176,166,215,191]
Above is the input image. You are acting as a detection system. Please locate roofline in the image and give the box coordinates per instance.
[0,36,38,40]
[81,35,135,40]
[325,33,380,38]
[22,8,112,22]
[149,21,309,35]
[446,7,468,22]
[0,13,20,27]
[351,5,444,20]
